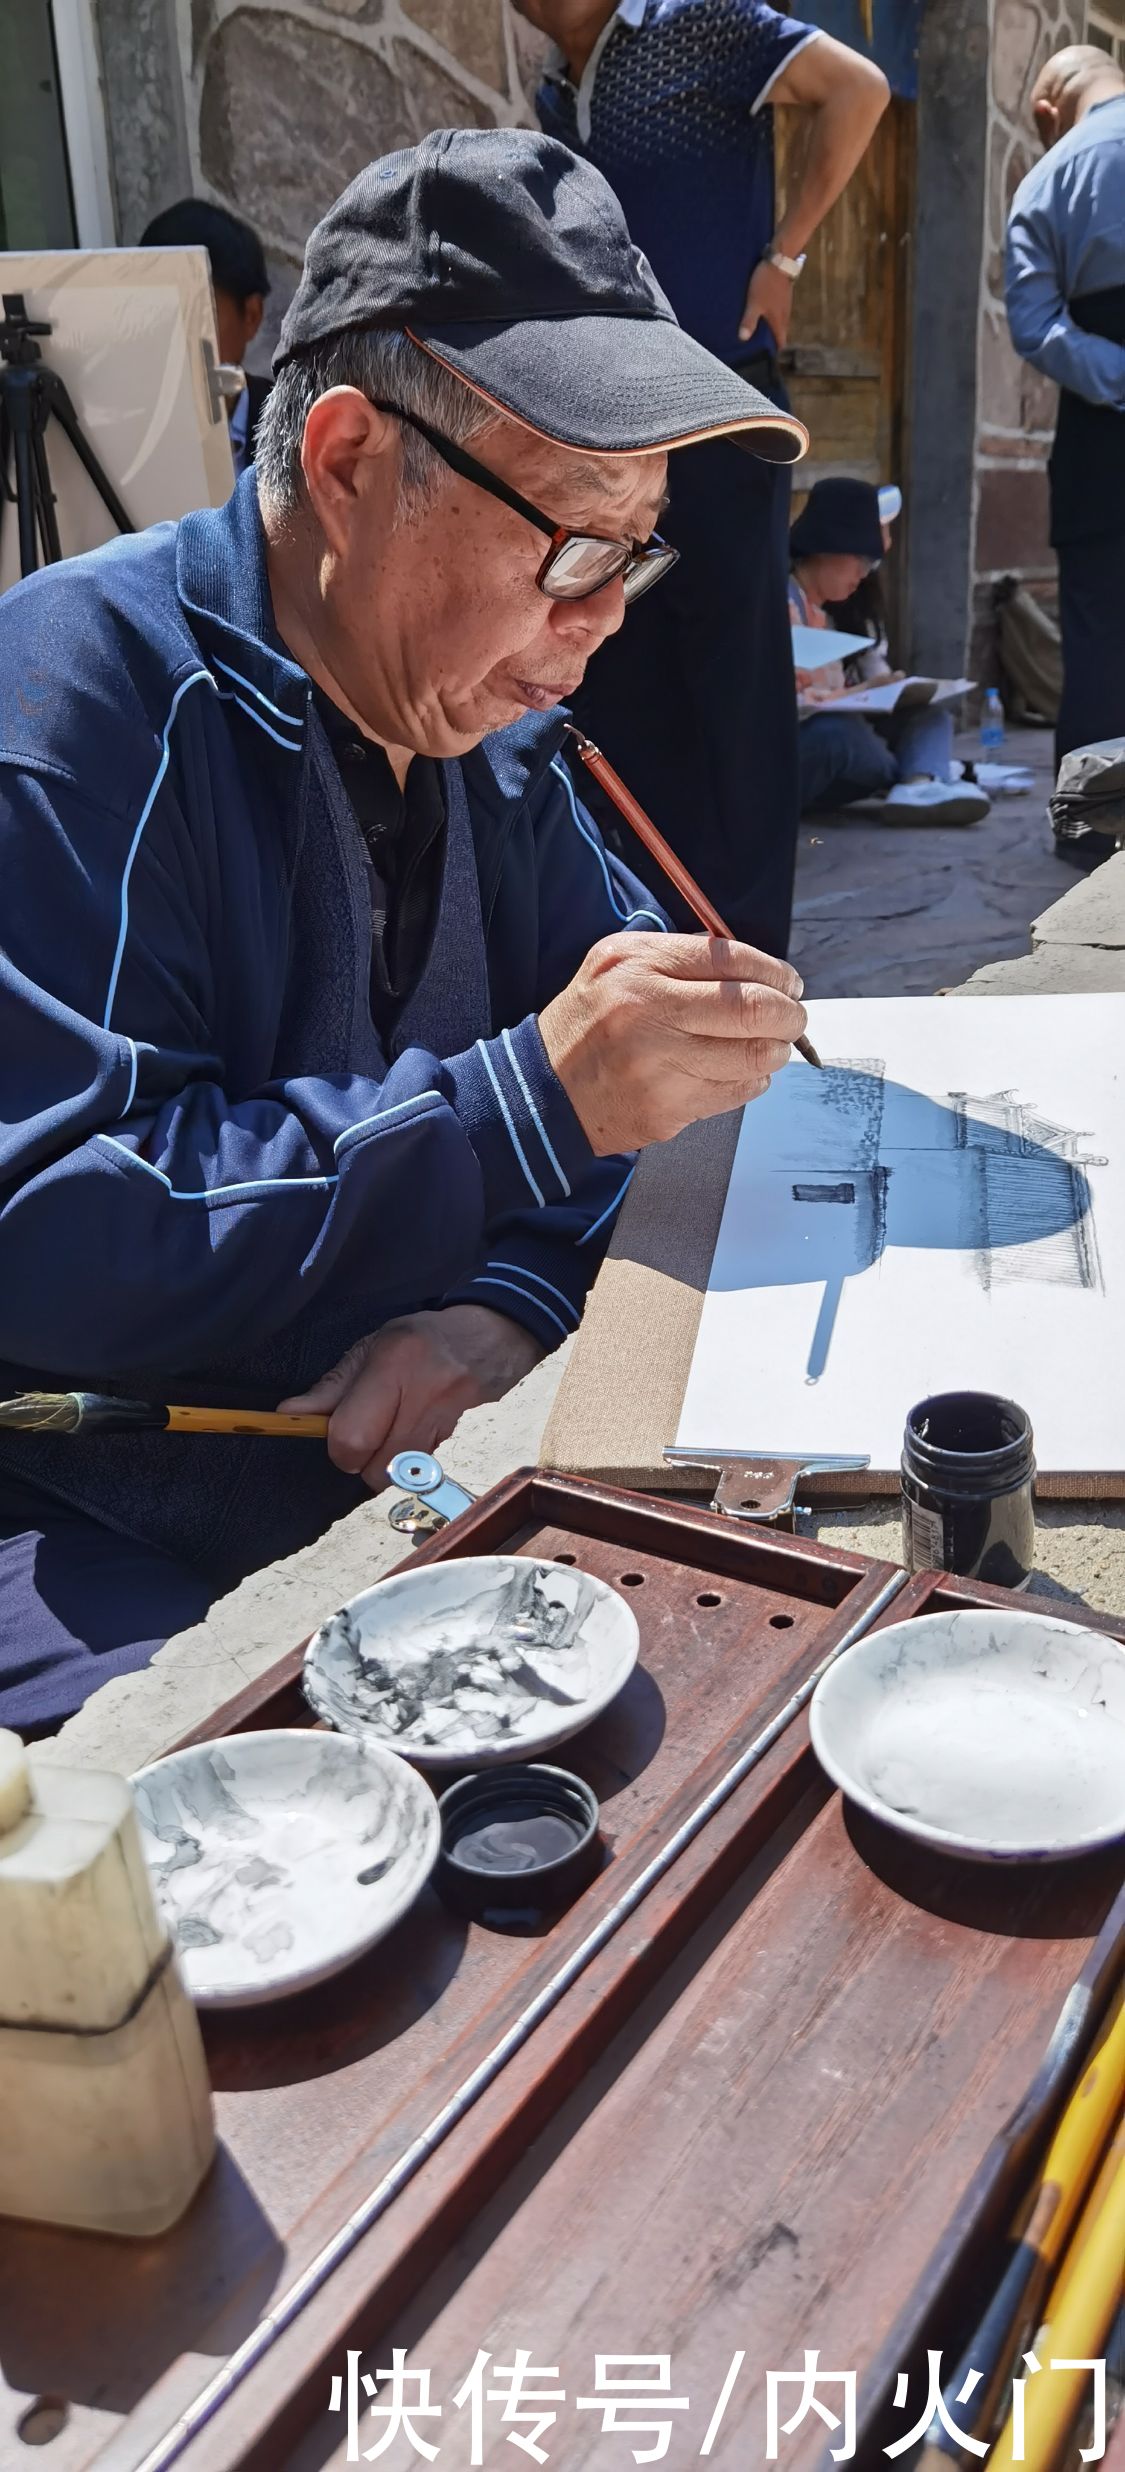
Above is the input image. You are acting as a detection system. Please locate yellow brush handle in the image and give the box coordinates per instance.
[164,1406,329,1438]
[987,2123,1125,2472]
[1025,1988,1125,2268]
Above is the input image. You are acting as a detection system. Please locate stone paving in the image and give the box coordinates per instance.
[789,722,1066,997]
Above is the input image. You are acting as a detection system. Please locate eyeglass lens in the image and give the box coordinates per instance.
[541,535,678,605]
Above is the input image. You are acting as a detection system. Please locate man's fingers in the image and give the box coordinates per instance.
[645,978,808,1046]
[596,931,802,1000]
[279,1343,371,1414]
[325,1361,406,1475]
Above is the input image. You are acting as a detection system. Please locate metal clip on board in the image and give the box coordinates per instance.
[662,1446,870,1528]
[386,1450,476,1541]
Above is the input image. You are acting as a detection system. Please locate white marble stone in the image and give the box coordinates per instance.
[810,1607,1125,1862]
[132,1729,440,2006]
[304,1555,639,1769]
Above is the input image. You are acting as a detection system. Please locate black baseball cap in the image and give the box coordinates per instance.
[275,129,808,466]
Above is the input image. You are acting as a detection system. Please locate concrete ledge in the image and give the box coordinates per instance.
[1031,851,1125,950]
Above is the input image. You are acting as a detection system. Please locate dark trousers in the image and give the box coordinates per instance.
[569,392,798,959]
[798,713,897,813]
[0,1473,214,1734]
[1056,530,1125,767]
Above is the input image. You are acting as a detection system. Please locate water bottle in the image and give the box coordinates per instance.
[980,688,1005,756]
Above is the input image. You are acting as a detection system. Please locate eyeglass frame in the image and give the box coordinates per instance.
[369,399,679,605]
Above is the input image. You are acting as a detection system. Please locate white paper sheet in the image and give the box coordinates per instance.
[675,995,1125,1476]
[790,623,871,671]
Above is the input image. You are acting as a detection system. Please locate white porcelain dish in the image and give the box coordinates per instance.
[810,1607,1125,1863]
[132,1728,440,2006]
[303,1554,640,1770]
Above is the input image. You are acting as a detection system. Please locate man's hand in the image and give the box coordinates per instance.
[740,35,890,348]
[279,1305,544,1490]
[540,932,806,1156]
[739,257,795,352]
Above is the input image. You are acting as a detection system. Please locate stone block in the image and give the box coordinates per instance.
[978,308,1027,432]
[950,942,1125,993]
[1032,853,1125,948]
[401,0,507,99]
[392,36,499,133]
[199,9,493,259]
[975,460,1051,575]
[992,0,1041,120]
[94,0,192,236]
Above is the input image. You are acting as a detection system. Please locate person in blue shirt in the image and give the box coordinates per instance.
[513,0,889,954]
[1006,44,1125,868]
[140,198,273,479]
[0,132,808,1730]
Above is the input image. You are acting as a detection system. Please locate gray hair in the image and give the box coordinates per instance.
[254,328,498,521]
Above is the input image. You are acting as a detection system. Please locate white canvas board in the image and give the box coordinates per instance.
[0,248,234,595]
[675,994,1125,1477]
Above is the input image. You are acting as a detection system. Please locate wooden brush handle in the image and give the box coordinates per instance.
[164,1407,330,1438]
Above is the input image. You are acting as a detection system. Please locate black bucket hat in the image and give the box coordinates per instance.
[790,476,884,562]
[275,129,808,466]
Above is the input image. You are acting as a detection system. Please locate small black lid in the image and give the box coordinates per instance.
[436,1763,601,1920]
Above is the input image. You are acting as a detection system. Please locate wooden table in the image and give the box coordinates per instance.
[3,1476,1122,2472]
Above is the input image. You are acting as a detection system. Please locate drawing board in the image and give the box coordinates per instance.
[675,994,1125,1479]
[0,248,234,596]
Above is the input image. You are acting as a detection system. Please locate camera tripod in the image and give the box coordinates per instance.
[0,291,133,578]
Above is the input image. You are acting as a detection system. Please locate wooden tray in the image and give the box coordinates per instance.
[1,1472,1122,2472]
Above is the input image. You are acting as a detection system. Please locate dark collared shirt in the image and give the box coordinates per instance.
[313,689,446,1043]
[537,0,817,364]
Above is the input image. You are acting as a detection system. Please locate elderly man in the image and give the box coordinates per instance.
[1006,43,1125,866]
[0,131,807,1731]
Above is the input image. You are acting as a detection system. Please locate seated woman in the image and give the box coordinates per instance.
[790,478,989,823]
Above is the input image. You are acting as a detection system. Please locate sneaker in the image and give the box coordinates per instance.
[882,778,991,824]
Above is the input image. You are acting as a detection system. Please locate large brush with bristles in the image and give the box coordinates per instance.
[0,1390,328,1437]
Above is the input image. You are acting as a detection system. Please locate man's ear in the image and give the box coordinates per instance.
[300,389,397,555]
[1033,94,1058,146]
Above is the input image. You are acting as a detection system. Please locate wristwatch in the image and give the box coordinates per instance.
[765,245,807,280]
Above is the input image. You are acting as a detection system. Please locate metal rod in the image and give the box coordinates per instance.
[133,1564,910,2472]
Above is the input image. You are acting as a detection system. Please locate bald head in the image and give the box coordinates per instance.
[1033,44,1125,147]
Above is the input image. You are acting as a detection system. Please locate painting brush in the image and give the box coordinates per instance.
[563,723,823,1068]
[916,1987,1125,2468]
[986,2113,1125,2472]
[0,1390,328,1439]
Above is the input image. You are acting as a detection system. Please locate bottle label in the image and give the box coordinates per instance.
[905,1497,947,1571]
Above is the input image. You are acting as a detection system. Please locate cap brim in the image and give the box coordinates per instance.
[407,314,808,465]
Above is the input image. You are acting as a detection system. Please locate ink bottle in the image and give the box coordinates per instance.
[901,1391,1035,1589]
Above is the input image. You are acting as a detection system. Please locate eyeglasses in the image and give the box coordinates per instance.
[371,401,679,605]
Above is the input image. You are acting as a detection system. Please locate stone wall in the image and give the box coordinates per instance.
[94,0,548,367]
[968,0,1083,678]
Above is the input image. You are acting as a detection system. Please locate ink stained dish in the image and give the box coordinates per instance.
[810,1608,1125,1863]
[303,1555,641,1770]
[132,1730,441,2006]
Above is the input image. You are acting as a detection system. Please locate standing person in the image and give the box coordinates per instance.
[1006,44,1125,870]
[511,0,889,953]
[140,198,272,477]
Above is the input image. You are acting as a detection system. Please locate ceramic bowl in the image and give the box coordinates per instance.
[810,1608,1125,1863]
[132,1728,440,2006]
[303,1554,640,1770]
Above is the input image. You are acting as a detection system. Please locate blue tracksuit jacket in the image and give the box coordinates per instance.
[0,473,667,1393]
